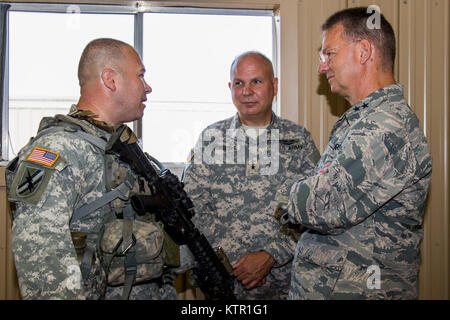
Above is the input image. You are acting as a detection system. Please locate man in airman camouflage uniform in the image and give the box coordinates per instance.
[278,8,432,299]
[6,38,178,300]
[183,51,320,299]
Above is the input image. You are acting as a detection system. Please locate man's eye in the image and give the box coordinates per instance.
[326,51,336,59]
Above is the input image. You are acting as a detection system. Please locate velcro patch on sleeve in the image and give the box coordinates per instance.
[26,147,60,167]
[8,162,55,205]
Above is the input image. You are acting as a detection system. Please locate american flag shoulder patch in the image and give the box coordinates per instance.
[26,147,60,167]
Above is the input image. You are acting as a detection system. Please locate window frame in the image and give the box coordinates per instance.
[1,3,276,163]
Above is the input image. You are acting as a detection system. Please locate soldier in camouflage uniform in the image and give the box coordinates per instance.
[6,38,179,300]
[183,52,319,299]
[278,8,432,299]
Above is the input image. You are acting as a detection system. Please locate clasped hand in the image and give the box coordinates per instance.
[232,251,275,290]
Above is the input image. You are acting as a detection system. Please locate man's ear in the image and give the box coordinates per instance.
[273,77,279,96]
[359,39,373,64]
[100,68,117,91]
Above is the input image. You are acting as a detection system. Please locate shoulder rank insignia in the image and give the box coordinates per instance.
[26,147,59,167]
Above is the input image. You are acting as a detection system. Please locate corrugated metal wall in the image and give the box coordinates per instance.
[1,0,449,300]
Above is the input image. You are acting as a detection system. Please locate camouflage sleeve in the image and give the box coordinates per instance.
[299,129,321,176]
[268,128,320,264]
[182,152,217,235]
[10,135,95,299]
[275,128,320,211]
[287,114,414,235]
[257,200,297,267]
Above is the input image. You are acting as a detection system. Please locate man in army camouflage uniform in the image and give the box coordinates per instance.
[278,8,432,299]
[6,38,179,299]
[183,51,320,299]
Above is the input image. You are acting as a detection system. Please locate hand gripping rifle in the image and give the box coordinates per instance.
[106,125,235,300]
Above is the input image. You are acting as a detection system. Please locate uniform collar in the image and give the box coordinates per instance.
[229,112,280,129]
[228,112,279,138]
[331,84,404,134]
[68,104,117,135]
[347,84,403,122]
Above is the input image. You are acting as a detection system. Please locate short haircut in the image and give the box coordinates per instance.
[322,7,396,72]
[229,51,275,80]
[77,38,132,86]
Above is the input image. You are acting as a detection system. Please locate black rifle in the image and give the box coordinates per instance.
[105,125,235,300]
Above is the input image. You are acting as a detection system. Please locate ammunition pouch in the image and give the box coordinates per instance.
[160,224,181,267]
[100,218,164,287]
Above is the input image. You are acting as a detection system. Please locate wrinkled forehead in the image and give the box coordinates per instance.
[231,55,273,80]
[321,23,345,50]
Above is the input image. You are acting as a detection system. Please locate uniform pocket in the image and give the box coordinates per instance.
[292,239,347,299]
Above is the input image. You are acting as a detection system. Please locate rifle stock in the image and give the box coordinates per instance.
[106,125,235,300]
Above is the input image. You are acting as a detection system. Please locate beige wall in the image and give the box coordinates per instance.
[1,0,449,300]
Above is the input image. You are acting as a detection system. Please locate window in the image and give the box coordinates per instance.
[142,13,273,163]
[3,4,275,172]
[7,10,133,160]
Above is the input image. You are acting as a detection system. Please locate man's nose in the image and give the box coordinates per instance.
[242,84,254,95]
[144,80,152,94]
[318,60,329,74]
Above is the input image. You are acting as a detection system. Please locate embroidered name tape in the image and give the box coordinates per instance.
[26,147,60,167]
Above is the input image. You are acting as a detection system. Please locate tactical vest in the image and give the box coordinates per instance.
[6,112,172,299]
